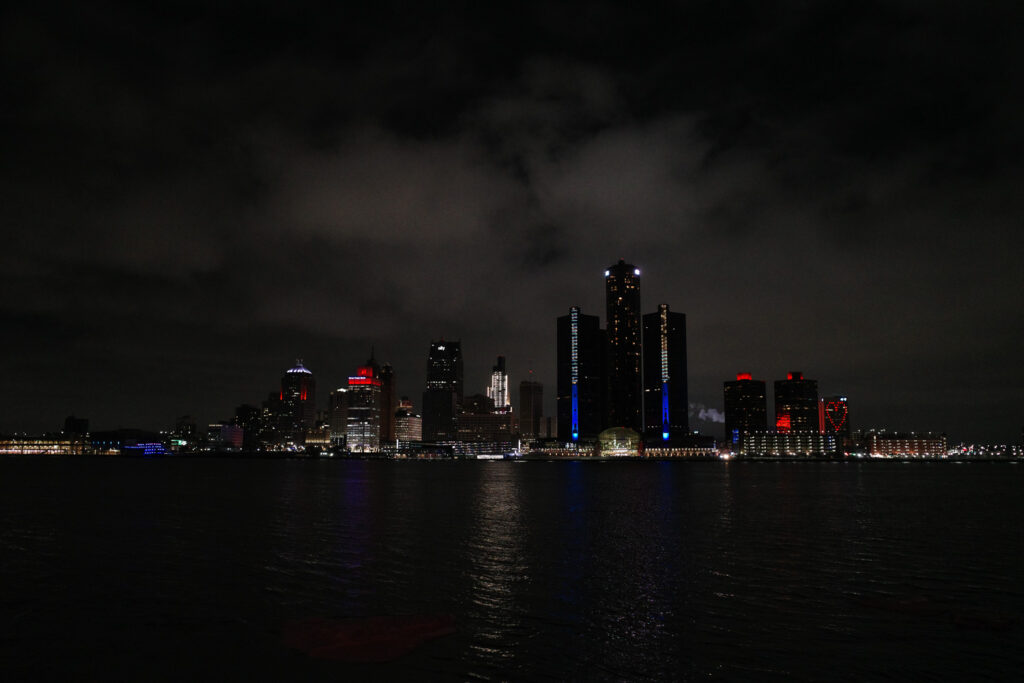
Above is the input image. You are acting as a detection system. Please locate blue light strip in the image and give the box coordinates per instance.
[570,308,580,441]
[662,381,670,440]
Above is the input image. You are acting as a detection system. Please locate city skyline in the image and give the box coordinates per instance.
[3,3,1023,442]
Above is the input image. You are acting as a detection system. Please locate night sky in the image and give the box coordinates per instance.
[3,1,1022,442]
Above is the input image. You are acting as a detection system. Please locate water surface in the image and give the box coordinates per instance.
[1,459,1021,680]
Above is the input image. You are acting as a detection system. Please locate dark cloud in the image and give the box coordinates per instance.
[2,1,1023,441]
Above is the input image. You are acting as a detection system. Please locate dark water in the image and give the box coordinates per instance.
[1,459,1022,680]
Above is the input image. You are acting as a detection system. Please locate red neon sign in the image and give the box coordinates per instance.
[356,366,373,378]
[776,413,791,432]
[737,372,752,381]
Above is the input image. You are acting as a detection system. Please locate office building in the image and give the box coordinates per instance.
[328,388,348,446]
[642,304,688,443]
[867,432,948,458]
[519,379,543,439]
[605,259,643,431]
[347,364,382,452]
[422,340,463,442]
[774,371,819,433]
[742,431,837,458]
[557,306,607,442]
[279,359,316,443]
[394,397,423,444]
[379,362,397,443]
[723,373,768,447]
[457,393,516,446]
[487,356,511,413]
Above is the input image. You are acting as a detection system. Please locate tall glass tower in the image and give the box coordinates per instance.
[605,260,642,432]
[642,304,688,442]
[422,340,463,442]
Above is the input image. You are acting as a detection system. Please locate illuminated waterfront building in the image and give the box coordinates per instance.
[723,373,768,447]
[867,432,948,458]
[819,395,851,444]
[557,306,606,442]
[279,359,316,443]
[605,260,643,431]
[486,356,511,413]
[208,422,243,449]
[394,397,422,444]
[642,304,688,443]
[774,371,819,433]
[422,340,463,442]
[742,431,836,457]
[519,379,543,438]
[347,364,382,452]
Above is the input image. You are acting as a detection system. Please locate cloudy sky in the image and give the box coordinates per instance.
[2,1,1022,441]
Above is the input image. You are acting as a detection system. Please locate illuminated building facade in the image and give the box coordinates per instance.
[642,304,688,443]
[867,432,948,458]
[347,365,382,452]
[605,260,643,431]
[519,379,543,438]
[557,306,606,442]
[742,431,836,457]
[723,373,768,447]
[280,359,316,443]
[487,355,510,413]
[422,340,463,442]
[819,395,851,444]
[394,397,422,444]
[774,371,818,433]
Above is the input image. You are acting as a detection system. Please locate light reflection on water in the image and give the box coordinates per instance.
[0,458,1023,680]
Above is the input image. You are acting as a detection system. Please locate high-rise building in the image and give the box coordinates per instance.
[723,373,768,446]
[642,304,688,443]
[486,356,510,413]
[605,260,643,431]
[347,364,382,452]
[557,306,607,442]
[422,340,463,442]
[819,395,850,442]
[379,362,397,443]
[774,371,819,433]
[328,388,348,446]
[394,397,423,444]
[280,359,316,443]
[457,393,516,447]
[519,379,543,439]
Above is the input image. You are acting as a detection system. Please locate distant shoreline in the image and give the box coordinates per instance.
[2,453,1021,463]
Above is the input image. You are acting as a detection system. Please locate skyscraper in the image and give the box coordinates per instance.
[642,304,688,443]
[774,371,819,433]
[605,260,642,431]
[378,362,397,444]
[557,306,606,442]
[280,359,315,443]
[422,340,463,442]
[487,355,510,413]
[328,388,348,446]
[347,364,382,452]
[519,379,543,439]
[724,373,768,446]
